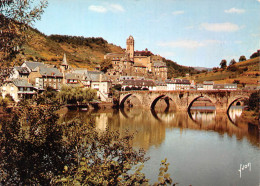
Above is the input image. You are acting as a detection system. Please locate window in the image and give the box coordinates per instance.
[27,87,30,91]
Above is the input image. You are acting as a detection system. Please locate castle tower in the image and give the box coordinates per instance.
[126,35,134,61]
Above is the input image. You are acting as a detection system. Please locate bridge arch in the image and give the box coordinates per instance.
[227,96,249,113]
[150,94,174,111]
[119,93,142,108]
[188,95,216,111]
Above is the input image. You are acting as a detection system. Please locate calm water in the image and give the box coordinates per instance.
[63,106,260,186]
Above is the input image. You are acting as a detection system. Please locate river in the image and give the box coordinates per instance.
[62,106,260,186]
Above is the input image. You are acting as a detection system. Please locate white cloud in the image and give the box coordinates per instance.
[88,4,125,13]
[201,22,240,32]
[158,40,222,49]
[258,0,260,3]
[172,10,184,15]
[108,4,125,12]
[88,5,107,13]
[224,8,245,14]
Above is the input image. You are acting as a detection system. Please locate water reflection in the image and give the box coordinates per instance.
[62,108,259,149]
[62,108,259,185]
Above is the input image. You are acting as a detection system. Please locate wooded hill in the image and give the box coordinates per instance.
[10,27,197,77]
[188,56,260,86]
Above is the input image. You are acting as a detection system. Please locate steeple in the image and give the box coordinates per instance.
[62,53,68,66]
[60,53,69,73]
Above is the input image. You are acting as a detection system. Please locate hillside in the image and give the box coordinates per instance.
[13,28,124,69]
[9,28,197,77]
[188,56,260,86]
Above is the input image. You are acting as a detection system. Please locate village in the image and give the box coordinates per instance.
[1,36,241,103]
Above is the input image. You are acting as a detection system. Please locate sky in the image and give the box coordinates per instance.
[34,0,260,68]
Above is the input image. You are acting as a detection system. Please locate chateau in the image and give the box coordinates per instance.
[104,36,167,83]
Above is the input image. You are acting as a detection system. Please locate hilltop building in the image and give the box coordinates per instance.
[104,36,167,83]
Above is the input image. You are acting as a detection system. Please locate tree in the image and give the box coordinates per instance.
[0,105,66,185]
[250,50,260,59]
[0,104,175,185]
[0,0,48,64]
[220,59,227,69]
[239,55,246,62]
[248,91,260,112]
[57,86,97,104]
[229,59,236,66]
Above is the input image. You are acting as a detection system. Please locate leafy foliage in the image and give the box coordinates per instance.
[0,105,65,185]
[58,85,97,104]
[239,55,246,62]
[229,59,236,66]
[248,91,260,112]
[0,103,175,185]
[220,59,227,69]
[163,58,198,78]
[0,0,48,64]
[53,120,149,185]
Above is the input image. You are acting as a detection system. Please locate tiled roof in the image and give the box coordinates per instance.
[203,81,214,85]
[12,79,33,87]
[14,67,30,74]
[88,71,107,81]
[39,67,63,77]
[24,61,46,70]
[155,80,166,86]
[119,76,145,81]
[165,79,190,84]
[153,62,166,67]
[122,79,155,86]
[65,73,85,80]
[213,84,225,89]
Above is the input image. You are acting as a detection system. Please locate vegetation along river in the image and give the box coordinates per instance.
[61,106,259,186]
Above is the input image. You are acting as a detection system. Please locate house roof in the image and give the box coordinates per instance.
[153,62,166,67]
[39,67,63,77]
[203,81,214,85]
[165,79,190,84]
[119,76,144,81]
[23,61,46,71]
[122,79,155,87]
[155,80,166,86]
[213,84,225,89]
[88,71,108,81]
[12,79,33,87]
[14,67,30,74]
[65,73,85,80]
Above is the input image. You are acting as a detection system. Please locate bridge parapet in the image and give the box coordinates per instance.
[119,90,254,113]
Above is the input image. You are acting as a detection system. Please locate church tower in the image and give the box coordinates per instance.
[60,53,69,73]
[126,35,134,61]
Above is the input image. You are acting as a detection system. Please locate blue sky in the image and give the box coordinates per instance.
[34,0,260,68]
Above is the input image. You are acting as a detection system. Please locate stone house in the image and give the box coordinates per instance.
[203,81,214,90]
[166,79,191,90]
[28,66,63,90]
[1,79,35,102]
[121,79,156,91]
[9,67,30,80]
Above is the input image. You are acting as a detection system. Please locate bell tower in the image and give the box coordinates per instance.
[126,35,134,61]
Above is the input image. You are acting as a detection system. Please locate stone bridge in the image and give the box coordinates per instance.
[119,90,254,113]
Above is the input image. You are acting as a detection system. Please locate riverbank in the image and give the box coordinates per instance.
[240,110,259,127]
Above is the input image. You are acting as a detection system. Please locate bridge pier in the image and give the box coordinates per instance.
[119,90,252,113]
